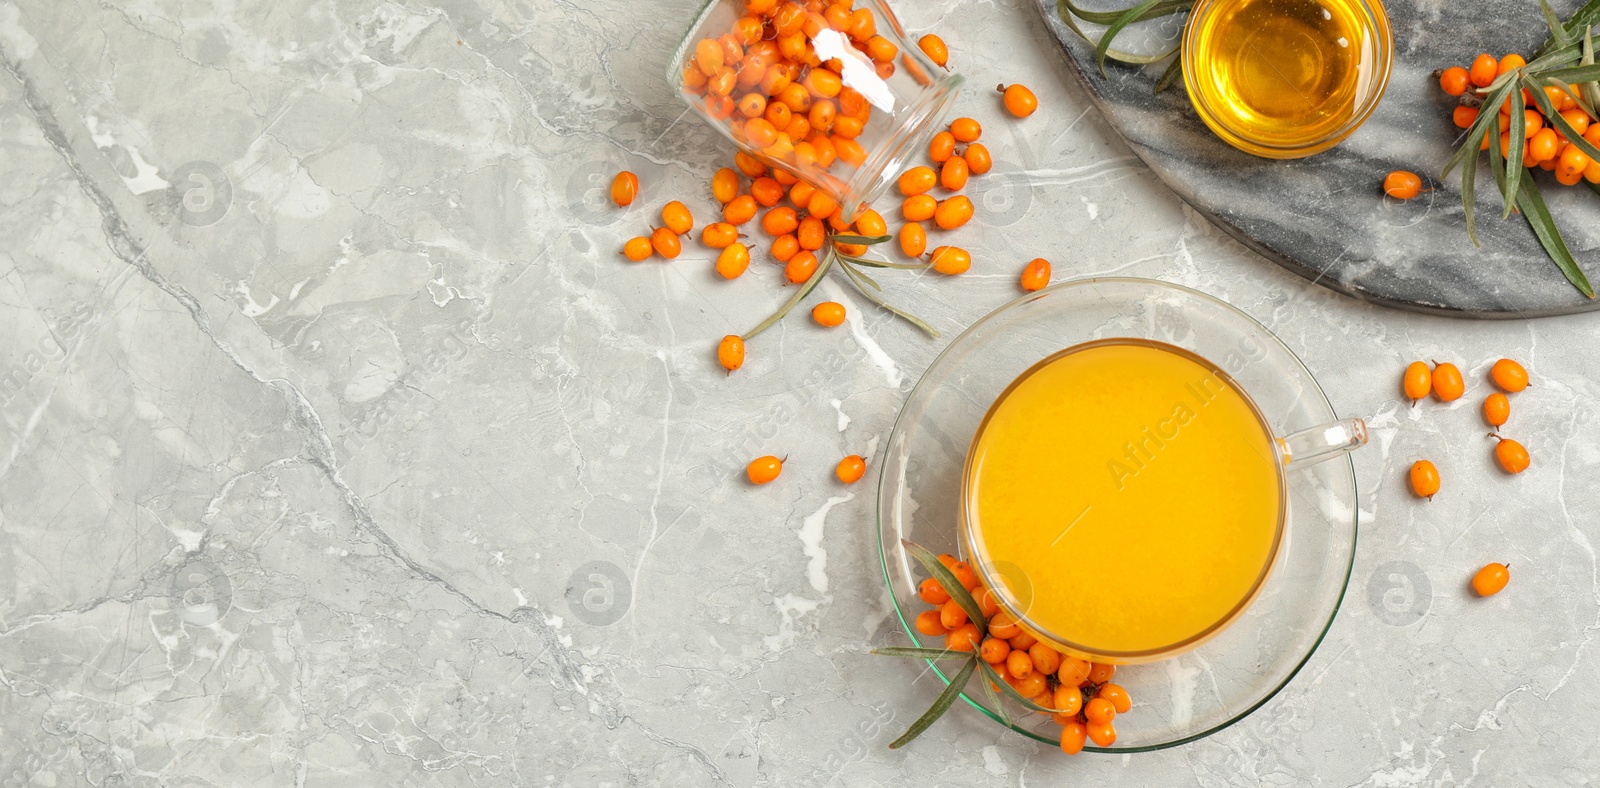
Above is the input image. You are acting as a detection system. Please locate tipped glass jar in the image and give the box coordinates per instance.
[671,0,962,221]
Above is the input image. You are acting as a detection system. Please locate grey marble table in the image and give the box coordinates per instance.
[2,0,1600,785]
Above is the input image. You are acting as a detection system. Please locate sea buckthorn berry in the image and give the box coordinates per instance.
[1099,683,1133,714]
[1088,662,1116,685]
[694,38,725,77]
[812,300,846,327]
[950,560,979,590]
[1383,170,1422,200]
[854,209,887,238]
[797,216,825,250]
[790,179,816,208]
[832,114,864,139]
[1493,436,1530,474]
[764,100,792,131]
[1409,459,1440,499]
[804,68,842,98]
[1560,108,1590,136]
[650,227,681,259]
[1020,258,1051,291]
[746,454,782,483]
[707,67,737,97]
[1439,66,1470,96]
[902,194,938,222]
[899,222,928,256]
[950,117,982,142]
[1027,644,1061,676]
[1058,657,1091,686]
[745,116,778,149]
[785,250,819,284]
[979,637,1010,664]
[1473,562,1510,596]
[737,92,767,119]
[1014,672,1047,699]
[1521,110,1544,138]
[963,142,993,174]
[735,151,766,178]
[1008,630,1037,651]
[1484,392,1510,428]
[718,334,745,372]
[1432,362,1465,401]
[1490,358,1528,392]
[1542,84,1567,110]
[771,233,799,262]
[1053,684,1084,716]
[945,623,981,652]
[807,191,838,220]
[1529,128,1560,162]
[975,586,1000,617]
[1085,696,1116,725]
[1497,53,1526,76]
[914,609,947,636]
[988,611,1021,639]
[724,194,758,225]
[623,236,652,262]
[1005,649,1034,680]
[750,177,784,207]
[1403,360,1431,402]
[702,222,739,249]
[611,171,639,206]
[1557,145,1591,179]
[835,453,865,483]
[1059,721,1088,755]
[934,599,960,631]
[712,169,741,205]
[918,34,949,67]
[1452,105,1480,129]
[936,554,959,570]
[705,94,736,119]
[834,137,866,166]
[1086,720,1117,747]
[929,131,956,163]
[929,245,971,275]
[761,206,799,236]
[940,155,969,190]
[1469,53,1497,87]
[809,100,837,133]
[898,166,937,196]
[715,243,751,279]
[999,83,1038,117]
[933,196,974,229]
[918,577,950,605]
[682,62,709,92]
[834,241,868,257]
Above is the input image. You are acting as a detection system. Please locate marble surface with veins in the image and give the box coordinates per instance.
[1037,0,1600,317]
[1,0,1600,785]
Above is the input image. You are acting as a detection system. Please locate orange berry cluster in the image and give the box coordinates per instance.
[895,116,992,275]
[1403,358,1532,505]
[1439,53,1600,185]
[744,453,867,484]
[680,0,926,185]
[913,554,1131,753]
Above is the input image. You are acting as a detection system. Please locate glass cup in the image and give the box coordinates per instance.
[960,337,1367,665]
[1181,0,1393,158]
[671,0,962,220]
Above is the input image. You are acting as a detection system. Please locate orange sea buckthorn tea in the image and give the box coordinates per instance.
[963,339,1285,662]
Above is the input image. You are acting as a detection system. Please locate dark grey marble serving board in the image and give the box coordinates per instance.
[1033,0,1600,317]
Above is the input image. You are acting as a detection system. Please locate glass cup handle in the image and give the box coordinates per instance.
[1277,418,1368,467]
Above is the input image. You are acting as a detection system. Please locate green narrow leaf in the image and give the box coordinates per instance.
[1528,40,1584,71]
[902,540,985,636]
[872,647,974,660]
[1096,0,1170,75]
[1154,57,1183,93]
[1525,74,1600,162]
[1515,176,1596,298]
[887,657,978,750]
[1540,0,1575,49]
[1059,0,1191,26]
[1544,77,1598,120]
[975,661,1069,714]
[741,249,835,340]
[842,256,931,270]
[978,662,1013,727]
[1583,30,1600,109]
[1488,120,1513,212]
[850,281,942,338]
[1534,63,1600,82]
[838,258,882,291]
[1053,1,1183,64]
[1504,84,1527,220]
[1463,127,1482,247]
[1534,0,1600,59]
[830,234,892,245]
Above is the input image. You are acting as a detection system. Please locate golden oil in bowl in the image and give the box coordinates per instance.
[1182,0,1392,158]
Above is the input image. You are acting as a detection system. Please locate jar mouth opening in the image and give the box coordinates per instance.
[840,71,964,219]
[1180,0,1394,159]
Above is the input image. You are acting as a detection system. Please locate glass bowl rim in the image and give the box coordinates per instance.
[1179,0,1395,159]
[874,276,1360,752]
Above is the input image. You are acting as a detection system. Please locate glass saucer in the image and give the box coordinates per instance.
[876,278,1358,751]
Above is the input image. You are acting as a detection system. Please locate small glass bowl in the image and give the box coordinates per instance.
[670,0,961,220]
[1181,0,1393,159]
[877,278,1359,751]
